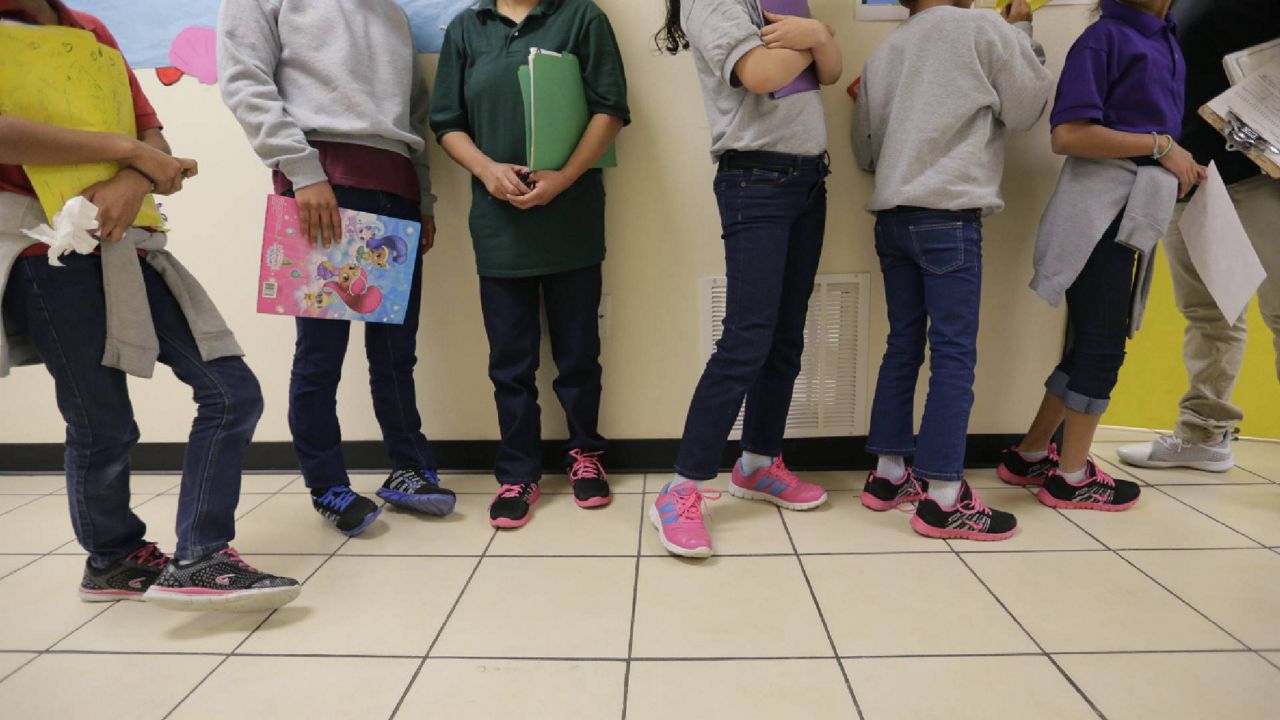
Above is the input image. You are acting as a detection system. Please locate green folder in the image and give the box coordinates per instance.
[518,49,617,171]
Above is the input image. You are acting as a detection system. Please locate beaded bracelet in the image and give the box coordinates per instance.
[1151,132,1174,160]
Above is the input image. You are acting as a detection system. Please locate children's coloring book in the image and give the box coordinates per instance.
[257,195,420,324]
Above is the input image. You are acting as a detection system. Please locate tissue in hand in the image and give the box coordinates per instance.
[21,196,100,267]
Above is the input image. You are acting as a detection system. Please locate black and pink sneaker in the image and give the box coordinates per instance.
[1038,460,1141,512]
[997,444,1059,486]
[911,482,1017,542]
[144,547,300,612]
[567,450,611,509]
[79,543,170,602]
[860,468,927,511]
[490,482,541,529]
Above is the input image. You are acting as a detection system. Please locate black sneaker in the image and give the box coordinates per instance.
[997,443,1059,486]
[490,482,541,529]
[378,467,456,516]
[1038,460,1141,512]
[79,542,170,602]
[911,482,1017,542]
[144,547,301,612]
[311,485,382,536]
[568,450,612,508]
[859,468,928,511]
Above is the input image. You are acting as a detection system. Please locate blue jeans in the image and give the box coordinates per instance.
[1047,212,1136,415]
[478,264,606,484]
[866,208,983,482]
[4,254,263,563]
[675,151,829,480]
[286,186,437,489]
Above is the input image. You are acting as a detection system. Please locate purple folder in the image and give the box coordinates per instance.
[758,0,820,99]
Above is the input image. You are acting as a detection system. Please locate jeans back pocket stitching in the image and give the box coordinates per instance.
[908,221,966,274]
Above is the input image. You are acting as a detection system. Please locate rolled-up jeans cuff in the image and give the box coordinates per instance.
[672,465,717,482]
[1045,371,1109,415]
[914,467,965,482]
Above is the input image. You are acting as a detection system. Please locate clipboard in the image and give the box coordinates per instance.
[1199,54,1280,180]
[1199,106,1280,180]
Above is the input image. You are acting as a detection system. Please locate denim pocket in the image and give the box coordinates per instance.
[908,221,965,274]
[740,168,791,187]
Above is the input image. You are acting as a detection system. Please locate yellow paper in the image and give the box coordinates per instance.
[995,0,1054,11]
[0,23,162,227]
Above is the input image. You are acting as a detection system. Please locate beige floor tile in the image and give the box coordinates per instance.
[0,555,36,579]
[1265,652,1280,665]
[782,492,942,554]
[178,473,298,495]
[433,557,634,658]
[0,652,35,680]
[0,475,62,494]
[0,556,116,650]
[488,493,641,556]
[1063,490,1257,550]
[55,555,325,654]
[399,659,626,719]
[0,652,219,719]
[631,556,831,658]
[847,655,1097,720]
[0,495,76,553]
[955,488,1104,552]
[1162,485,1280,545]
[540,473,646,495]
[230,494,348,554]
[337,494,494,556]
[1230,440,1280,482]
[627,659,855,720]
[639,492,794,556]
[1095,426,1160,442]
[805,554,1036,656]
[964,552,1238,652]
[0,495,39,517]
[1056,652,1280,720]
[239,556,474,656]
[1122,549,1280,648]
[170,656,418,720]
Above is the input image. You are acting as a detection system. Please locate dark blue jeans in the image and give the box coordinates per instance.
[1047,212,1136,415]
[675,151,829,480]
[478,263,606,484]
[4,254,262,563]
[286,186,437,488]
[867,208,983,482]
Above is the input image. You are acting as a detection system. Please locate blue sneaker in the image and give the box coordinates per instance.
[378,467,457,516]
[311,486,382,537]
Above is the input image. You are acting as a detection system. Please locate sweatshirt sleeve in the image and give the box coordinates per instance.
[851,69,875,173]
[409,56,436,215]
[987,20,1054,132]
[217,0,326,189]
[683,0,763,88]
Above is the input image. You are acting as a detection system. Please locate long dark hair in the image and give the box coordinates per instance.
[654,0,688,55]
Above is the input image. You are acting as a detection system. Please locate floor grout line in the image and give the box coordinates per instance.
[620,479,648,720]
[777,504,865,720]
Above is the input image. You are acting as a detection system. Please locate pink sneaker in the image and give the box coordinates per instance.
[649,481,721,558]
[728,456,828,511]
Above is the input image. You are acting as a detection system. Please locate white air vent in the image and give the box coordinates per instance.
[701,273,871,438]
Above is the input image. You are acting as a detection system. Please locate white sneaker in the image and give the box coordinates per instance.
[1116,434,1234,473]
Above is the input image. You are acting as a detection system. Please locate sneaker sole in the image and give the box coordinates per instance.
[996,464,1043,487]
[491,505,536,529]
[1115,455,1234,473]
[859,491,923,512]
[79,587,146,603]
[143,584,302,612]
[727,483,827,511]
[339,506,383,537]
[377,489,457,517]
[909,515,1017,542]
[647,503,712,558]
[1036,488,1140,512]
[574,495,612,509]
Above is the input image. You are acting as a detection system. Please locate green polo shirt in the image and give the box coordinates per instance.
[430,0,630,278]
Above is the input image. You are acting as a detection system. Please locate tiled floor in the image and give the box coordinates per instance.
[1,430,1279,719]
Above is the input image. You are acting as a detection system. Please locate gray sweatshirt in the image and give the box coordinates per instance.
[853,7,1053,215]
[218,0,435,212]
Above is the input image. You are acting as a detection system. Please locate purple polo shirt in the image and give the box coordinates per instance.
[1050,0,1186,139]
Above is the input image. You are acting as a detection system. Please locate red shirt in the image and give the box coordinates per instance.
[0,0,164,199]
[272,141,421,206]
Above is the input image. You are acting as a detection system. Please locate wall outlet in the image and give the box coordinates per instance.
[598,295,611,338]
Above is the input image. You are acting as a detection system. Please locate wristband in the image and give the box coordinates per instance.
[126,166,158,190]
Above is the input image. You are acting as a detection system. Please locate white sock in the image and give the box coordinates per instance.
[876,455,906,482]
[1060,467,1087,485]
[671,474,698,489]
[740,451,773,475]
[1019,446,1049,461]
[927,479,962,508]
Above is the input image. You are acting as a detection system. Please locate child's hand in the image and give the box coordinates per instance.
[81,170,152,242]
[1158,142,1203,198]
[508,170,571,210]
[128,141,196,195]
[761,12,831,51]
[480,161,532,200]
[295,181,343,248]
[421,215,436,255]
[1002,0,1032,24]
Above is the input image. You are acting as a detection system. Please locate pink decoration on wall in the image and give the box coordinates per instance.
[167,26,218,85]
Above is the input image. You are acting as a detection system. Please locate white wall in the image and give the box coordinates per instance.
[0,1,1090,447]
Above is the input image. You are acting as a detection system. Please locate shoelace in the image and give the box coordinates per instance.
[391,467,439,492]
[671,485,722,522]
[497,483,533,500]
[766,456,799,488]
[1086,461,1116,487]
[127,543,170,569]
[1157,435,1192,452]
[319,486,358,512]
[568,450,606,482]
[955,488,991,517]
[893,472,927,515]
[218,548,261,574]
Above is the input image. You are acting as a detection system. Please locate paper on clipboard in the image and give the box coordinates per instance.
[1203,57,1280,179]
[1178,162,1267,326]
[1224,39,1280,86]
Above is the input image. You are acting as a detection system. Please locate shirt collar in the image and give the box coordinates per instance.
[1100,0,1176,37]
[476,0,562,21]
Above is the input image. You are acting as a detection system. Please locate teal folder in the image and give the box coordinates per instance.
[518,49,617,171]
